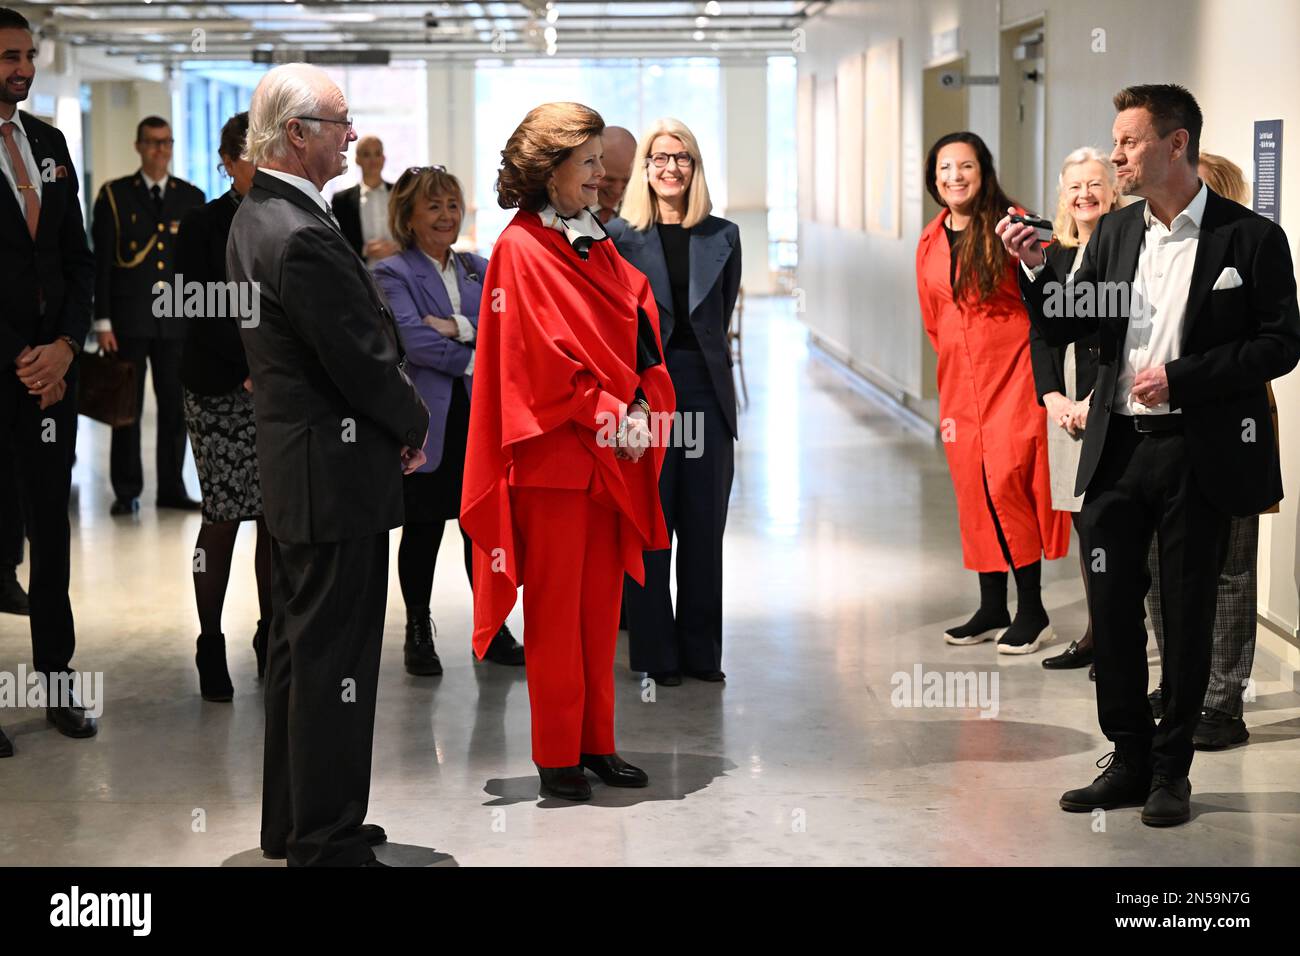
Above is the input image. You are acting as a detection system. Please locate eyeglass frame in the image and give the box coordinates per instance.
[293,115,355,133]
[646,151,695,169]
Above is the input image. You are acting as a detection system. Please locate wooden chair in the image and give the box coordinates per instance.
[727,286,748,408]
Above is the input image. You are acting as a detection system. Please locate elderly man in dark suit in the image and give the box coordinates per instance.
[1000,84,1300,827]
[0,7,98,757]
[227,62,429,866]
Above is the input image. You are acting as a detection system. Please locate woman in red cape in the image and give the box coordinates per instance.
[916,131,1070,655]
[461,103,675,801]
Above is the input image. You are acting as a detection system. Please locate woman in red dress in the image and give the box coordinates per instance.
[461,102,675,801]
[915,131,1070,654]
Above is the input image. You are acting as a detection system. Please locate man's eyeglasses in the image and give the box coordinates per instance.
[138,138,175,148]
[647,152,694,169]
[295,115,354,132]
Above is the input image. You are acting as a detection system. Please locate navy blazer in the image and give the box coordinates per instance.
[373,245,487,472]
[607,214,741,438]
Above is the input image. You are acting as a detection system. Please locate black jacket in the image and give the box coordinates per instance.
[606,214,742,438]
[0,111,94,367]
[91,170,205,338]
[177,189,249,395]
[227,171,429,544]
[1028,240,1100,403]
[1018,187,1300,516]
[331,181,391,259]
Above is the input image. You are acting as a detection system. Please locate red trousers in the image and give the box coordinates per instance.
[512,486,623,767]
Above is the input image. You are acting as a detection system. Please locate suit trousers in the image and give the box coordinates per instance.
[1146,514,1259,718]
[624,350,735,674]
[1078,422,1231,777]
[109,333,188,502]
[0,456,22,568]
[513,486,622,767]
[0,377,77,674]
[261,532,389,867]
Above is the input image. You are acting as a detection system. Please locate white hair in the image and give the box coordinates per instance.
[244,63,333,165]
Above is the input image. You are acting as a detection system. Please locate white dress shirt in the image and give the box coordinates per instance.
[422,247,476,374]
[359,181,392,246]
[260,167,331,215]
[141,170,170,197]
[0,110,42,210]
[1023,182,1207,416]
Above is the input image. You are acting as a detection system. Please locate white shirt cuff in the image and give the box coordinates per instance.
[1021,260,1046,282]
[464,351,475,376]
[453,313,475,343]
[93,319,113,332]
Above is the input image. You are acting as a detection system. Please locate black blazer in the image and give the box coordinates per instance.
[1018,187,1300,516]
[178,189,248,395]
[0,111,94,367]
[91,170,205,339]
[1028,240,1100,404]
[226,171,429,544]
[606,214,742,438]
[331,180,391,259]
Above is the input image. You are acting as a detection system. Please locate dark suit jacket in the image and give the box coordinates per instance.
[227,170,429,544]
[331,180,391,259]
[178,188,248,395]
[0,111,94,367]
[91,170,205,338]
[1018,187,1300,516]
[1028,240,1100,404]
[606,214,741,438]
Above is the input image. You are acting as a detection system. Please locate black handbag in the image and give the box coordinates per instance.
[77,350,137,428]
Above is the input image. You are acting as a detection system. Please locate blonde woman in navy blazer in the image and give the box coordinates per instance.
[372,166,525,676]
[608,118,741,685]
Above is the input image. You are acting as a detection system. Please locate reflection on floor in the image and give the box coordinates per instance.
[2,295,1298,866]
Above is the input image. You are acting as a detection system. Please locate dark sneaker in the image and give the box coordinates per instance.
[1193,708,1248,750]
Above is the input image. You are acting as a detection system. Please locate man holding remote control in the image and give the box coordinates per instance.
[998,83,1300,827]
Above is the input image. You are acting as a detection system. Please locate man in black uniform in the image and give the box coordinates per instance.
[91,116,204,515]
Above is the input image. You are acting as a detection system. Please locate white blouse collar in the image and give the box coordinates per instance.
[538,203,609,259]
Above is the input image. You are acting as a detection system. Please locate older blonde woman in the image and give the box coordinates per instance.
[606,119,740,685]
[1032,147,1119,677]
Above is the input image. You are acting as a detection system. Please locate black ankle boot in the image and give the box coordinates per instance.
[1059,749,1151,811]
[537,765,592,801]
[944,571,1010,644]
[196,633,234,702]
[252,618,269,680]
[404,610,443,676]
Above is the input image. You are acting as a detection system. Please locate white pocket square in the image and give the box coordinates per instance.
[1212,266,1243,290]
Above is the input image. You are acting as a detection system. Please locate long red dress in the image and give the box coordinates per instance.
[915,208,1070,571]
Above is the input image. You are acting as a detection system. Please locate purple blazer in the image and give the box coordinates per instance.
[372,245,487,472]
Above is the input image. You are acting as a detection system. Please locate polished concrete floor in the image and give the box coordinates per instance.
[2,296,1299,867]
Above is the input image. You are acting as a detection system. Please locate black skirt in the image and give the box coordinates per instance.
[403,377,470,524]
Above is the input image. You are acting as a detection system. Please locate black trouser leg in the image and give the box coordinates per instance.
[109,334,151,501]
[149,337,190,502]
[398,520,446,614]
[624,430,681,674]
[0,457,23,571]
[261,532,390,866]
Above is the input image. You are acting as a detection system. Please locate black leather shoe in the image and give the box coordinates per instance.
[109,497,139,516]
[686,669,726,682]
[580,752,649,788]
[252,618,269,680]
[0,569,29,616]
[1088,662,1096,681]
[196,633,234,702]
[482,624,525,666]
[262,823,387,860]
[645,671,682,686]
[537,765,592,801]
[404,610,443,676]
[1193,708,1249,750]
[1141,774,1192,827]
[0,724,12,758]
[1059,750,1151,811]
[1148,686,1165,720]
[47,702,98,739]
[157,495,202,511]
[1041,640,1093,669]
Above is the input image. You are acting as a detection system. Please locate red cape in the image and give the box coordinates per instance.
[460,210,675,658]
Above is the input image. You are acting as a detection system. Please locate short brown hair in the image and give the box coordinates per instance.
[496,102,605,213]
[1197,151,1249,204]
[389,167,466,249]
[1113,84,1202,167]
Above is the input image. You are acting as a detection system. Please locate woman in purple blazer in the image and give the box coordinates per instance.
[373,166,524,675]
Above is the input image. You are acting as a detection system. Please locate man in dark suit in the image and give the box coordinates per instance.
[228,63,429,866]
[1000,84,1300,826]
[0,7,99,757]
[330,134,399,263]
[91,115,204,515]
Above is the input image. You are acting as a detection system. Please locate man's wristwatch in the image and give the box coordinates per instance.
[58,335,81,356]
